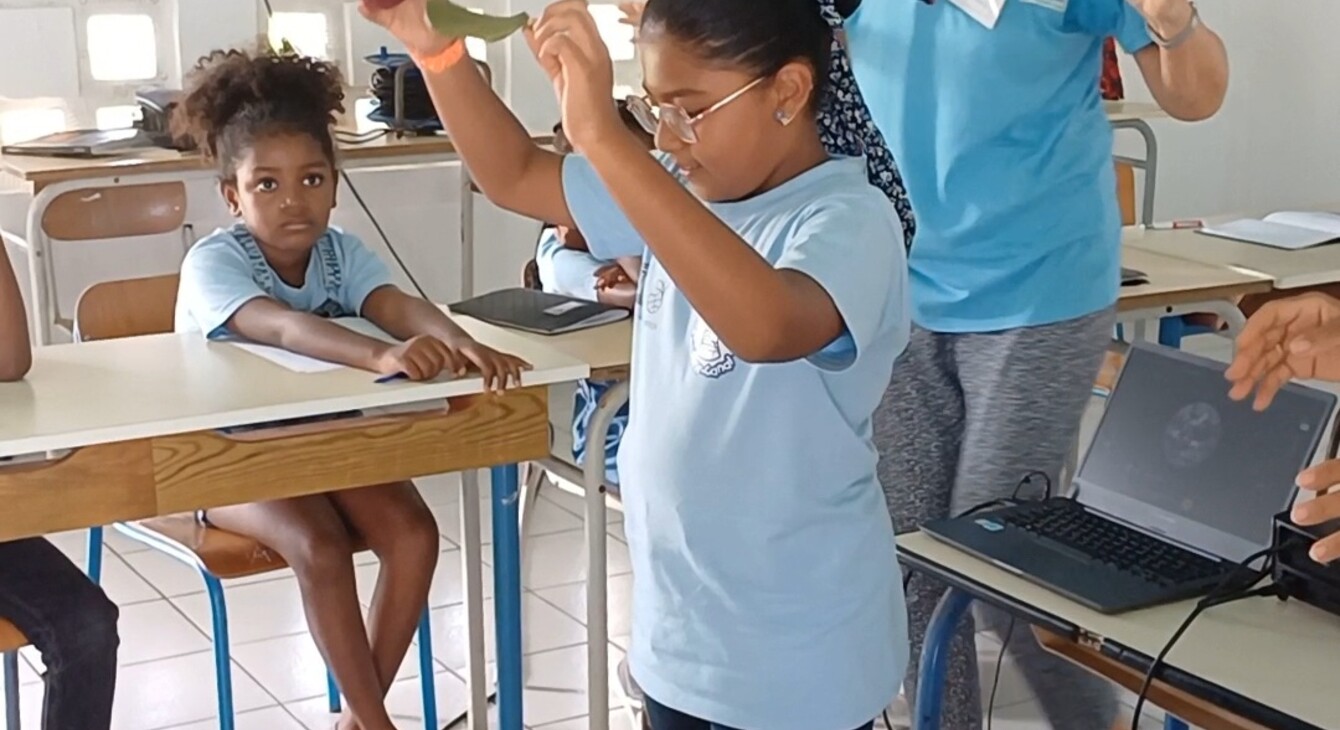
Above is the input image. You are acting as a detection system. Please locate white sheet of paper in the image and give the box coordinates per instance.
[227,318,401,374]
[949,0,1007,28]
[231,343,344,373]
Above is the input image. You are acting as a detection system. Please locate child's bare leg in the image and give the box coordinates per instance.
[332,482,440,696]
[203,496,398,730]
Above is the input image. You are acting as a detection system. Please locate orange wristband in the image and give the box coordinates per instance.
[412,40,467,74]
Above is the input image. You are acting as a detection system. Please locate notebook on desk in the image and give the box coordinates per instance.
[450,288,629,335]
[1,128,152,158]
[1198,211,1340,251]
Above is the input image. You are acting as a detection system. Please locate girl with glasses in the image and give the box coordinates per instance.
[361,0,915,727]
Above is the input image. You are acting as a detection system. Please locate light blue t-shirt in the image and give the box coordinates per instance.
[175,224,394,338]
[535,227,602,301]
[563,154,910,730]
[846,0,1152,332]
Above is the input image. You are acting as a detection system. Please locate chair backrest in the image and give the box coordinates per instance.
[1115,161,1137,227]
[74,274,179,341]
[41,182,187,242]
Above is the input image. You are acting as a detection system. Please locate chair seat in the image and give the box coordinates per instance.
[1095,348,1126,394]
[0,619,26,652]
[122,514,369,580]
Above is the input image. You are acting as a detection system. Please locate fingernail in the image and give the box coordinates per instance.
[1311,544,1332,563]
[1293,504,1312,522]
[1298,471,1317,487]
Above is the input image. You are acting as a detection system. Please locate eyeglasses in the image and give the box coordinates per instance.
[624,77,766,145]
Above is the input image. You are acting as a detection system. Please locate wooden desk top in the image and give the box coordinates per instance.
[898,531,1340,730]
[0,317,588,459]
[1119,247,1273,311]
[1125,213,1340,290]
[0,131,552,190]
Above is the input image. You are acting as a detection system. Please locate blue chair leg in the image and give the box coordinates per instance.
[204,573,236,730]
[87,526,105,584]
[327,669,341,714]
[914,588,975,730]
[418,606,438,730]
[1163,716,1189,730]
[3,651,20,730]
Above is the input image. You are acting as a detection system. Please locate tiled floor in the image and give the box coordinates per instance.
[1,334,1253,729]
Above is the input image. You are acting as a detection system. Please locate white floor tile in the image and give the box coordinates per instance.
[166,705,306,730]
[230,632,428,704]
[975,634,1034,711]
[533,573,633,639]
[535,710,639,730]
[415,473,464,506]
[120,549,211,599]
[285,669,470,730]
[15,652,41,686]
[102,527,154,557]
[116,600,212,666]
[354,547,493,611]
[520,532,632,591]
[109,650,273,730]
[541,488,624,525]
[435,494,584,549]
[99,553,162,607]
[172,578,310,645]
[520,644,626,728]
[607,519,627,544]
[426,594,587,672]
[42,530,92,563]
[977,696,1049,729]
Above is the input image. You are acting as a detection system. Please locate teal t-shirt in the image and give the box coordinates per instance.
[846,0,1152,332]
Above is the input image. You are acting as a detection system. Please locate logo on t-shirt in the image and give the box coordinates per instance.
[690,318,736,379]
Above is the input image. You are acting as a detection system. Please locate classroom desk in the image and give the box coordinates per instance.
[1106,100,1169,226]
[0,317,587,730]
[0,130,550,345]
[897,531,1340,730]
[1125,212,1340,290]
[1118,247,1272,333]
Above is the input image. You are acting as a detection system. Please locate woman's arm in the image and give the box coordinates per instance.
[361,1,573,227]
[1129,0,1228,121]
[0,244,31,381]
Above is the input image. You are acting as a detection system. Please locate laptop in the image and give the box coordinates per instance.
[922,343,1338,614]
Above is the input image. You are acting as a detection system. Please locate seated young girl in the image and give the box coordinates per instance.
[363,0,916,727]
[0,243,119,730]
[533,107,652,487]
[171,47,527,730]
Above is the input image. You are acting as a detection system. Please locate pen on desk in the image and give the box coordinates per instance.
[1142,219,1204,231]
[375,372,408,384]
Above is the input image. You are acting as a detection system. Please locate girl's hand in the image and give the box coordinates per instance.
[444,336,531,392]
[594,262,631,291]
[616,1,645,35]
[359,0,457,57]
[524,0,623,153]
[1293,460,1340,563]
[1226,293,1340,411]
[376,335,459,381]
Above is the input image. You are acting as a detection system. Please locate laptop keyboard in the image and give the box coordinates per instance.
[998,503,1227,587]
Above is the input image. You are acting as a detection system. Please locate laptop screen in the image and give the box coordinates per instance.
[1076,344,1337,562]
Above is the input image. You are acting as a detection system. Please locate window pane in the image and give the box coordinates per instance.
[1,108,66,145]
[589,4,636,62]
[270,12,330,59]
[87,14,158,81]
[97,105,142,130]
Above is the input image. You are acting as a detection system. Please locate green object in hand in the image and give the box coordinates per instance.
[426,0,528,42]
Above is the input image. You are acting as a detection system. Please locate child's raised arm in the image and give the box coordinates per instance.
[0,242,31,381]
[360,1,574,229]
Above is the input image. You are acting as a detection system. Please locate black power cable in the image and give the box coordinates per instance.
[339,170,431,301]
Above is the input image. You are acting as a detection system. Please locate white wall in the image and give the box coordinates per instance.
[1115,0,1340,220]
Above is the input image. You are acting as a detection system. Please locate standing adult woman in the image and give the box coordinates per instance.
[840,0,1228,728]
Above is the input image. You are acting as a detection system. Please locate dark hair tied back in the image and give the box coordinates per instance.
[642,0,833,107]
[172,45,346,179]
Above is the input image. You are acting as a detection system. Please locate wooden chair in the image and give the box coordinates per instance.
[4,181,189,344]
[74,275,439,730]
[1117,161,1138,227]
[1,620,26,730]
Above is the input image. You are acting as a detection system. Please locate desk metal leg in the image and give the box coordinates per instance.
[491,464,524,730]
[3,651,19,730]
[584,380,630,730]
[914,588,975,730]
[459,470,489,730]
